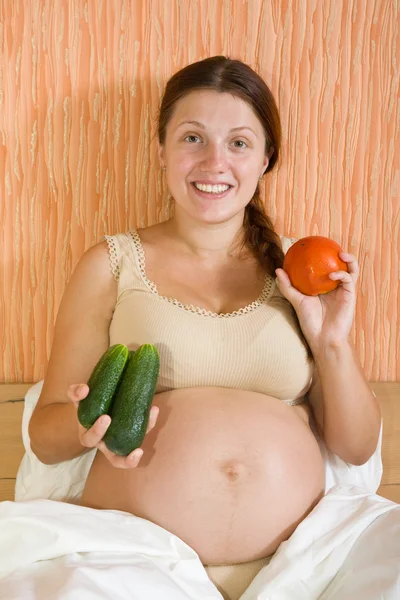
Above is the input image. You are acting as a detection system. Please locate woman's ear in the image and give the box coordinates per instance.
[157,142,165,170]
[261,147,275,175]
[262,157,270,175]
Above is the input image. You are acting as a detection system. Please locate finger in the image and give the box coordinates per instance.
[275,268,305,304]
[68,383,89,403]
[98,442,144,469]
[80,414,111,448]
[329,269,355,291]
[339,252,359,284]
[146,406,159,433]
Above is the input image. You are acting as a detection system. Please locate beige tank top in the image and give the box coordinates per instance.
[104,230,313,406]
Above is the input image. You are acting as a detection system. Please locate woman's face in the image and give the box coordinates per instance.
[159,90,270,224]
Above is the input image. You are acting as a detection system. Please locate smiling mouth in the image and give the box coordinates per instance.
[192,182,232,195]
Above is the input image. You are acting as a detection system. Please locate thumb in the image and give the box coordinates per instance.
[275,268,304,307]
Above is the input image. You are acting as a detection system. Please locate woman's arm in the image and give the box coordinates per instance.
[307,343,381,465]
[276,250,381,466]
[29,241,117,464]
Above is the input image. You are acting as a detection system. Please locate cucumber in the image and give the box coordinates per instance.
[77,344,129,429]
[103,344,160,455]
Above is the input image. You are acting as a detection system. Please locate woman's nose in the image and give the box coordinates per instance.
[199,143,228,173]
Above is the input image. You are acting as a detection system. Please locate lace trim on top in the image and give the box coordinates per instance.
[128,229,275,318]
[104,235,120,281]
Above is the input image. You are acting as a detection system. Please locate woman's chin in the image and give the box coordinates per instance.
[195,209,243,225]
[172,194,246,225]
[191,202,245,225]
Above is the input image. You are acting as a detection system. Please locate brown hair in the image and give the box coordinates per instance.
[157,55,285,276]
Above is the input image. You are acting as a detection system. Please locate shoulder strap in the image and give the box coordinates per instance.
[104,234,121,281]
[103,231,144,291]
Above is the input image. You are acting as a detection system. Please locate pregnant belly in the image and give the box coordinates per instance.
[80,387,325,565]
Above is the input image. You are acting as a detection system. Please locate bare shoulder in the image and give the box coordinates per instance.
[55,239,117,339]
[55,240,117,321]
[74,239,116,283]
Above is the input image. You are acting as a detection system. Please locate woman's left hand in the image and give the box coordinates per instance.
[275,252,359,352]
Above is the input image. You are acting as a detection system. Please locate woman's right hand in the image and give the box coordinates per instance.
[67,383,159,469]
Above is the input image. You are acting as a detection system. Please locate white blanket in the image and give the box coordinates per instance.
[1,487,399,599]
[2,382,398,599]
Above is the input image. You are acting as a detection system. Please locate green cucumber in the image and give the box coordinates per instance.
[77,344,129,429]
[103,344,160,455]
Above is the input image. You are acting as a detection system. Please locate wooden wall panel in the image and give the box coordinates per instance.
[0,0,399,382]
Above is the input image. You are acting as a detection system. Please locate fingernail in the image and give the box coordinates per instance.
[134,449,143,460]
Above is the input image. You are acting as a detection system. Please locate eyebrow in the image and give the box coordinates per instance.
[176,120,257,136]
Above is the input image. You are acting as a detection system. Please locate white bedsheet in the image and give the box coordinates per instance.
[0,487,399,599]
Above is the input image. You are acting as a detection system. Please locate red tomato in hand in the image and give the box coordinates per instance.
[282,236,348,296]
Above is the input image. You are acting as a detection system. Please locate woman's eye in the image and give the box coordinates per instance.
[185,135,201,144]
[233,140,247,149]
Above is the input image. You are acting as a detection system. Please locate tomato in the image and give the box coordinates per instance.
[282,236,348,296]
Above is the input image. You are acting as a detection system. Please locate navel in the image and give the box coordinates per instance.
[219,460,246,483]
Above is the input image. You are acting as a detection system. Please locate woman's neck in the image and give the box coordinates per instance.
[165,211,247,261]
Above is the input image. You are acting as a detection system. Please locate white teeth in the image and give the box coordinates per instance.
[194,183,230,194]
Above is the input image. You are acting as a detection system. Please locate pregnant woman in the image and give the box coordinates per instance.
[29,56,381,600]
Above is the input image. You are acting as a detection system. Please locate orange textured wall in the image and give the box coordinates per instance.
[1,0,399,383]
